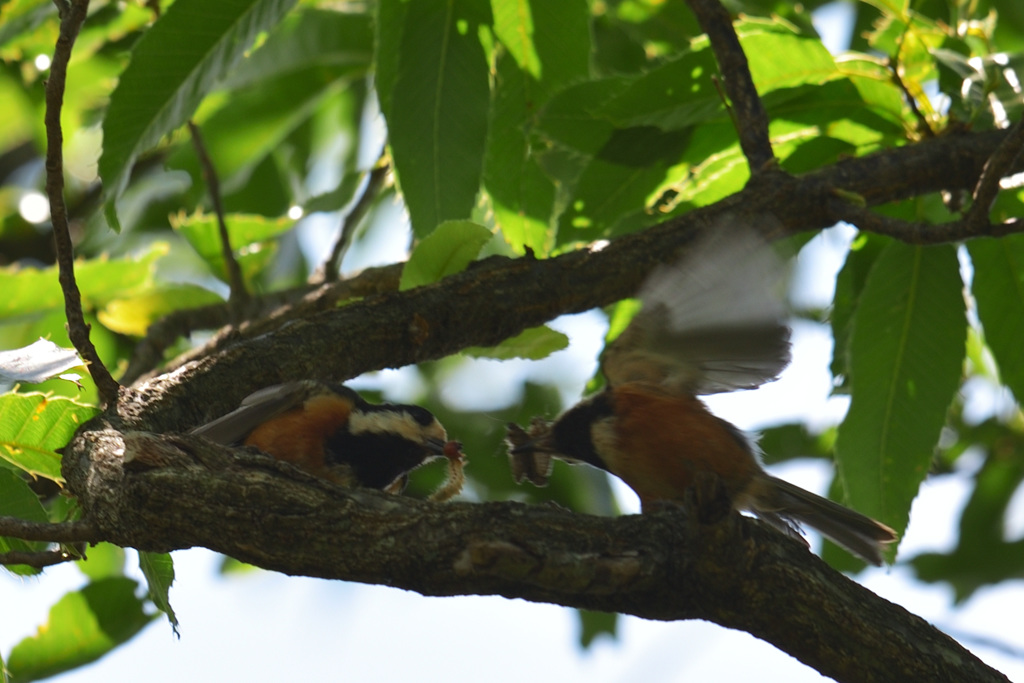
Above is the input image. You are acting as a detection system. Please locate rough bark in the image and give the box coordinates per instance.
[58,430,1008,683]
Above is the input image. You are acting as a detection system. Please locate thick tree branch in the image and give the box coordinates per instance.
[56,431,1008,683]
[121,127,1016,392]
[109,128,1021,436]
[45,0,120,405]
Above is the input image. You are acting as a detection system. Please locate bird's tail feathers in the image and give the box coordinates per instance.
[754,476,898,566]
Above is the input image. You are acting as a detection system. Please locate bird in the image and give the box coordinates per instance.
[506,226,897,565]
[192,380,466,501]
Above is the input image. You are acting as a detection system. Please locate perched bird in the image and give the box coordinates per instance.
[507,227,897,565]
[192,381,466,501]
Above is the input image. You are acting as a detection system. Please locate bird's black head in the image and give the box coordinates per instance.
[325,401,449,490]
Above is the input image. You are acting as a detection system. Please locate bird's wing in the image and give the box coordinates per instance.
[190,380,331,444]
[602,225,792,395]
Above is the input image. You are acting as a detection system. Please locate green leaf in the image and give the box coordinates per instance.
[739,18,839,93]
[967,235,1024,401]
[830,233,889,389]
[577,609,617,648]
[167,66,352,194]
[98,285,224,337]
[595,44,722,130]
[373,0,408,121]
[757,422,835,465]
[219,8,373,91]
[171,212,296,284]
[535,77,630,156]
[400,220,492,290]
[76,543,127,581]
[0,468,49,574]
[484,0,589,254]
[0,393,100,482]
[0,468,48,522]
[834,242,966,540]
[464,325,569,360]
[303,170,365,215]
[0,339,83,385]
[139,551,179,634]
[7,578,154,682]
[99,0,299,227]
[0,244,168,320]
[219,554,260,575]
[490,0,589,85]
[384,0,492,236]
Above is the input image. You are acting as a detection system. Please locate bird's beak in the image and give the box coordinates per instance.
[425,438,448,455]
[425,438,465,461]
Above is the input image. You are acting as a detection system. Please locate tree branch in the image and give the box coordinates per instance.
[188,120,249,308]
[119,127,1017,391]
[313,157,392,283]
[966,116,1024,230]
[0,516,99,544]
[108,128,1020,436]
[0,549,80,569]
[828,200,1024,244]
[55,430,1008,683]
[45,0,120,406]
[686,0,774,169]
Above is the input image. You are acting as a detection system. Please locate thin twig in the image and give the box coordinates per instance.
[0,516,100,544]
[828,196,1024,244]
[188,120,249,308]
[686,0,774,169]
[966,116,1024,229]
[44,0,121,406]
[889,27,935,138]
[0,549,80,569]
[314,158,392,283]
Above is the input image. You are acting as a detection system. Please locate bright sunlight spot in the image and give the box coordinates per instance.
[18,192,49,224]
[34,53,51,71]
[287,205,304,220]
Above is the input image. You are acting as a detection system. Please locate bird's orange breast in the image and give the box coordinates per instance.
[603,385,760,506]
[243,394,353,473]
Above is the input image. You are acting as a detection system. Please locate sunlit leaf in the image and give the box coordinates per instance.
[382,0,491,236]
[171,212,296,284]
[76,543,127,582]
[484,0,589,254]
[0,244,168,320]
[0,339,83,385]
[100,0,299,227]
[400,220,492,290]
[98,285,224,337]
[0,393,100,482]
[464,326,569,360]
[7,578,154,682]
[139,552,179,634]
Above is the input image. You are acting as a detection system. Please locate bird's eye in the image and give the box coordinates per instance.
[405,406,436,426]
